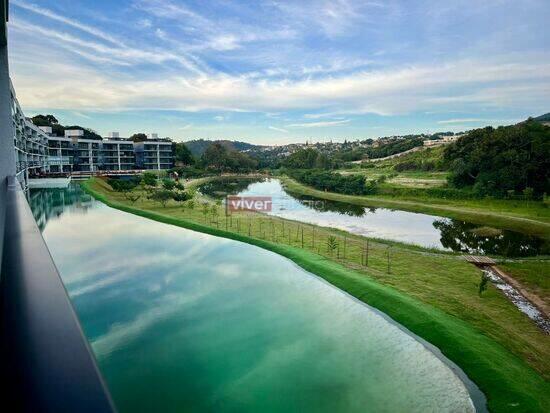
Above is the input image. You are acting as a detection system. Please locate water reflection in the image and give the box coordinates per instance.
[31,185,480,413]
[434,220,547,257]
[199,178,547,257]
[29,184,96,231]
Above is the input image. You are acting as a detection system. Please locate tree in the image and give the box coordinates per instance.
[200,143,257,172]
[478,273,489,296]
[444,121,550,198]
[326,236,338,255]
[175,142,195,165]
[315,152,331,169]
[283,148,320,169]
[201,203,209,221]
[147,189,173,207]
[210,204,218,220]
[162,179,176,190]
[32,114,58,126]
[31,114,64,136]
[287,169,370,195]
[108,178,139,192]
[123,193,141,204]
[172,191,191,202]
[141,172,157,187]
[129,133,148,142]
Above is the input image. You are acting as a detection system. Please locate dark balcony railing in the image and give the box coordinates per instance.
[0,176,116,412]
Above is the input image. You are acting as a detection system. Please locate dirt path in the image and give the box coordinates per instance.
[491,265,549,319]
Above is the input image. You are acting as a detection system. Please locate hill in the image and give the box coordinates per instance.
[184,139,262,157]
[444,120,549,197]
[533,113,550,124]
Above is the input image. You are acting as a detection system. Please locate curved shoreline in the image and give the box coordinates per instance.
[294,260,486,412]
[279,176,550,239]
[82,180,550,412]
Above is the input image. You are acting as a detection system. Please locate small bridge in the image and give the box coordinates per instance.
[463,255,496,266]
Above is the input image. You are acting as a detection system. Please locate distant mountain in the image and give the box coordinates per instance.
[184,139,263,157]
[533,113,550,122]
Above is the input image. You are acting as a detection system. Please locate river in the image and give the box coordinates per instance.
[199,178,547,257]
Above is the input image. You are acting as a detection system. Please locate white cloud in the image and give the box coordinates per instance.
[11,0,124,46]
[138,18,152,28]
[272,0,391,38]
[8,8,550,121]
[136,0,295,53]
[10,17,207,75]
[287,119,351,128]
[11,51,550,117]
[437,118,488,124]
[268,126,288,133]
[178,123,193,130]
[155,28,167,40]
[438,118,519,125]
[71,111,91,119]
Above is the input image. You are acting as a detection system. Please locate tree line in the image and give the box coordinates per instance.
[286,169,376,196]
[443,120,549,198]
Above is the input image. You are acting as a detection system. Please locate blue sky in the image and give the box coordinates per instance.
[8,0,550,144]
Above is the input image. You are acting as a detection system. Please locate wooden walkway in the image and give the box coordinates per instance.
[463,255,496,265]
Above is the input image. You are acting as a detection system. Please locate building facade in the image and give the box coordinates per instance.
[11,83,49,189]
[134,140,174,170]
[43,130,174,173]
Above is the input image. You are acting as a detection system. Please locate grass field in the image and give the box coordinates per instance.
[82,177,549,412]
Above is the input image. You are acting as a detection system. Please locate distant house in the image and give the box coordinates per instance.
[423,134,464,147]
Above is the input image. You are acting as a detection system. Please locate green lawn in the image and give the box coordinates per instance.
[83,178,550,412]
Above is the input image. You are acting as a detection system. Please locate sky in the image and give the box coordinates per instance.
[7,0,550,144]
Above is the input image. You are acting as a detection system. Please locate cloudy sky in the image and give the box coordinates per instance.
[8,0,550,143]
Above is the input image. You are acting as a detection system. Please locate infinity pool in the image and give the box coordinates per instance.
[31,186,483,412]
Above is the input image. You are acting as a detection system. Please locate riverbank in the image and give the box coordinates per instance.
[82,178,550,412]
[280,176,550,239]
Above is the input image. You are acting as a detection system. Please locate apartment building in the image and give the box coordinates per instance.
[98,132,134,171]
[44,130,174,173]
[11,82,49,189]
[134,137,174,170]
[44,131,74,173]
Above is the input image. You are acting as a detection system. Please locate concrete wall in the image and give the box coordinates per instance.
[0,3,16,268]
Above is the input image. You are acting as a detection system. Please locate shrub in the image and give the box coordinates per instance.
[523,187,534,200]
[326,236,338,255]
[478,273,489,296]
[287,169,372,196]
[172,192,191,202]
[141,172,157,187]
[108,177,139,192]
[162,179,176,190]
[123,193,141,204]
[147,189,173,207]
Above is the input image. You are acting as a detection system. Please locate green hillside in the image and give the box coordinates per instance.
[534,113,550,122]
[184,139,261,157]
